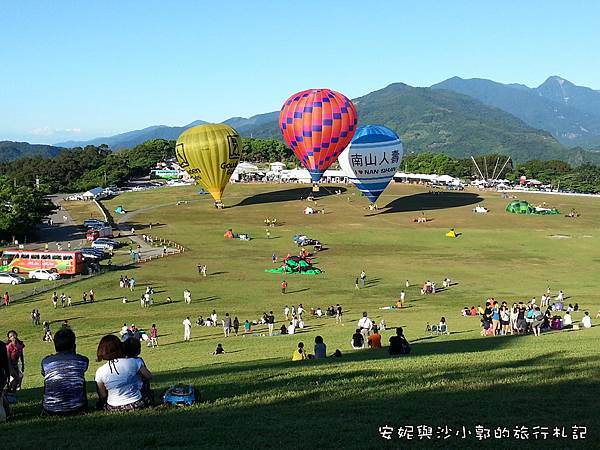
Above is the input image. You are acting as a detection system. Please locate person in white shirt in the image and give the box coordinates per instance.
[183,317,192,341]
[357,312,373,347]
[316,307,323,317]
[210,310,218,325]
[120,323,129,336]
[298,304,304,320]
[284,305,289,320]
[581,312,592,329]
[557,290,564,302]
[95,335,152,411]
[563,312,573,327]
[287,322,295,335]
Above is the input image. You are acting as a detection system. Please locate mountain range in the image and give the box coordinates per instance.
[432,76,600,147]
[5,76,600,165]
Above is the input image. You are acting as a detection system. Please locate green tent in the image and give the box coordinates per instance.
[506,200,560,215]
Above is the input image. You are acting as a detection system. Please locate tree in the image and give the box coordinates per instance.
[0,177,55,242]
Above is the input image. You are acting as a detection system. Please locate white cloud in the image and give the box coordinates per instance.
[30,126,83,136]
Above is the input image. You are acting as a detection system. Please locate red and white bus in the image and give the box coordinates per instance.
[86,226,113,241]
[0,250,85,275]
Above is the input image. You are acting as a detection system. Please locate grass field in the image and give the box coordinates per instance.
[1,183,599,449]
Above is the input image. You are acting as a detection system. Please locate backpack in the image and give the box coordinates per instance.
[162,385,199,406]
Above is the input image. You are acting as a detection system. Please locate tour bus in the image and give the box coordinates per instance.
[86,226,113,241]
[0,250,85,275]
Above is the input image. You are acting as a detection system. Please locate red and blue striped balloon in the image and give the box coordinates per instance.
[279,89,358,182]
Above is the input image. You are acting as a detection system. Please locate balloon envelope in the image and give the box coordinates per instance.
[338,125,403,203]
[175,124,241,202]
[279,89,357,182]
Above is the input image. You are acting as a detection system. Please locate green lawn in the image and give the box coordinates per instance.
[1,183,599,449]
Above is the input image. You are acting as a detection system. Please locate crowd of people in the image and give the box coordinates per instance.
[466,293,593,337]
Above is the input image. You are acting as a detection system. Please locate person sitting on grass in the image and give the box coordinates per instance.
[367,326,382,349]
[94,335,152,412]
[581,312,592,329]
[123,337,154,406]
[213,343,225,355]
[314,336,326,359]
[292,342,307,361]
[388,327,411,356]
[41,328,89,416]
[280,324,288,335]
[351,328,364,350]
[0,340,8,422]
[563,311,573,328]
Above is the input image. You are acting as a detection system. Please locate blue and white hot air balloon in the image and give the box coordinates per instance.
[338,125,403,203]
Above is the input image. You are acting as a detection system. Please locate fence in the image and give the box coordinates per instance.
[9,269,109,303]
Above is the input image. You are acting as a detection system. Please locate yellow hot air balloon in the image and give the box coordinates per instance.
[175,124,242,204]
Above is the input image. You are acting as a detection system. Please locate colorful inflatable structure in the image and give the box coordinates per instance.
[506,200,560,215]
[265,256,322,275]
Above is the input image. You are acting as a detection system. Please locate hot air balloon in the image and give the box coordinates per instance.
[279,89,358,182]
[175,124,241,205]
[338,125,403,204]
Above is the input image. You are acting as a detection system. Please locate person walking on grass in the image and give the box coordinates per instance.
[358,312,373,347]
[336,304,343,324]
[284,305,290,321]
[400,290,406,308]
[3,291,9,307]
[89,289,95,303]
[355,277,359,290]
[233,317,240,336]
[183,317,192,341]
[360,270,366,288]
[67,296,72,307]
[60,293,66,308]
[223,313,231,338]
[201,265,207,277]
[281,280,287,294]
[52,292,58,309]
[267,311,275,336]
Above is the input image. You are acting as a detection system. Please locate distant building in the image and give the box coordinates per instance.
[81,187,104,200]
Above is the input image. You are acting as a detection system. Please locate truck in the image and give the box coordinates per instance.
[86,226,113,241]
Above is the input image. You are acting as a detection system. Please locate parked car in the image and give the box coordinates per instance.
[84,219,107,228]
[29,269,61,281]
[0,273,26,285]
[93,238,119,247]
[91,241,114,252]
[81,248,106,259]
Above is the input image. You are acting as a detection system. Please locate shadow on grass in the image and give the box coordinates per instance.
[377,192,483,215]
[233,187,348,208]
[5,336,599,450]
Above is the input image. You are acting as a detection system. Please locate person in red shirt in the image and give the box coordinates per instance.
[367,326,382,349]
[149,324,158,348]
[6,330,25,393]
[281,280,287,294]
[3,292,8,306]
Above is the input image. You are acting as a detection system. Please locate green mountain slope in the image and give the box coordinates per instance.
[0,141,63,162]
[432,77,600,146]
[237,83,600,164]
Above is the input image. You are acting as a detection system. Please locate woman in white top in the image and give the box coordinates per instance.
[95,335,152,411]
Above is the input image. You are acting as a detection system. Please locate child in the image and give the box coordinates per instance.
[213,343,225,355]
[123,337,154,406]
[244,320,251,334]
[149,324,158,348]
[42,322,53,342]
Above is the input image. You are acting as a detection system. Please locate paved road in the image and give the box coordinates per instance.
[28,195,87,251]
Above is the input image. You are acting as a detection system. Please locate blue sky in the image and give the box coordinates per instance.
[1,0,598,144]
